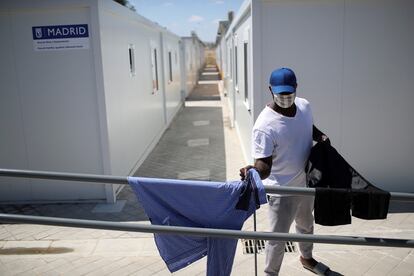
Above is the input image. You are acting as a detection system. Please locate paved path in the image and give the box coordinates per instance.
[1,64,414,275]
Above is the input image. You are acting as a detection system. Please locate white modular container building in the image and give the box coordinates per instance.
[182,33,206,98]
[218,0,414,193]
[215,12,233,80]
[0,0,195,203]
[215,22,227,80]
[219,0,254,162]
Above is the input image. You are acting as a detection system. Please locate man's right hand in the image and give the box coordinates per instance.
[240,157,272,180]
[239,165,255,180]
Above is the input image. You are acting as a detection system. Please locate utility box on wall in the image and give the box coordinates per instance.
[0,0,194,203]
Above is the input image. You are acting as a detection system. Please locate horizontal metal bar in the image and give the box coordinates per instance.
[0,213,413,248]
[265,186,414,202]
[1,168,414,201]
[0,168,128,185]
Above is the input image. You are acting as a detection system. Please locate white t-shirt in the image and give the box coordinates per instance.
[252,97,313,195]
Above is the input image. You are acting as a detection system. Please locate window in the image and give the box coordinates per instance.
[229,48,233,79]
[243,42,249,102]
[128,44,135,75]
[151,48,159,93]
[175,51,178,65]
[168,51,173,82]
[234,46,238,90]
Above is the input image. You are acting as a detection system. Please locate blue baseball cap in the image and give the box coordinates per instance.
[269,68,297,94]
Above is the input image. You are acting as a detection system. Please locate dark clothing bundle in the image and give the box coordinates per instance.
[306,141,390,226]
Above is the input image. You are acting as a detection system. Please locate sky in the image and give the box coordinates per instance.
[129,0,245,43]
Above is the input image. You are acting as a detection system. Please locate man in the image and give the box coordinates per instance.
[240,68,330,275]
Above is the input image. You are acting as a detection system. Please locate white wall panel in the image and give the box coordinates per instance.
[0,12,31,201]
[4,7,105,201]
[183,39,197,96]
[232,15,254,162]
[260,0,343,148]
[223,0,414,192]
[225,37,235,115]
[163,33,182,124]
[182,37,205,97]
[259,0,414,191]
[100,7,165,177]
[341,0,414,191]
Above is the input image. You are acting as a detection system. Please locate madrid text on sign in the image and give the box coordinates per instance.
[32,24,89,40]
[47,26,86,37]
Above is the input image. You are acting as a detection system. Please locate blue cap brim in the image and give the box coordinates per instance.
[271,85,295,94]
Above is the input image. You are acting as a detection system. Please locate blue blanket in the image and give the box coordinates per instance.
[128,169,267,276]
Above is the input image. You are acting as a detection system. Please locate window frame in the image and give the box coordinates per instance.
[234,45,238,91]
[151,47,159,94]
[243,42,249,103]
[168,51,173,83]
[128,44,135,76]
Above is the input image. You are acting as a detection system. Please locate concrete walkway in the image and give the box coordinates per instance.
[1,64,414,275]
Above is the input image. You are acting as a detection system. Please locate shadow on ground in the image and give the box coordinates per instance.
[0,187,148,222]
[186,83,220,101]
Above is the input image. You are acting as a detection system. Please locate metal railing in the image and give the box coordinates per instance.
[1,213,413,249]
[0,168,413,247]
[1,168,414,201]
[1,168,413,275]
[0,169,413,242]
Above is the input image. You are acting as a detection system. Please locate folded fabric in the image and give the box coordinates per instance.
[128,169,267,276]
[307,141,390,226]
[352,184,390,219]
[315,188,351,226]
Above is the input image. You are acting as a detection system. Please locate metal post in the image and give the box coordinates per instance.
[253,210,258,276]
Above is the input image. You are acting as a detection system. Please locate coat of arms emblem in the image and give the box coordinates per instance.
[35,28,42,38]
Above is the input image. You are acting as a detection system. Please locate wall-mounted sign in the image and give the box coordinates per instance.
[32,24,90,51]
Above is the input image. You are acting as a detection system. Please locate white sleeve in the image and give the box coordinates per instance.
[252,129,274,159]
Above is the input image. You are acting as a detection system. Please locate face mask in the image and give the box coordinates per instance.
[274,93,296,108]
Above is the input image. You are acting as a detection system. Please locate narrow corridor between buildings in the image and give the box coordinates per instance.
[134,63,226,182]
